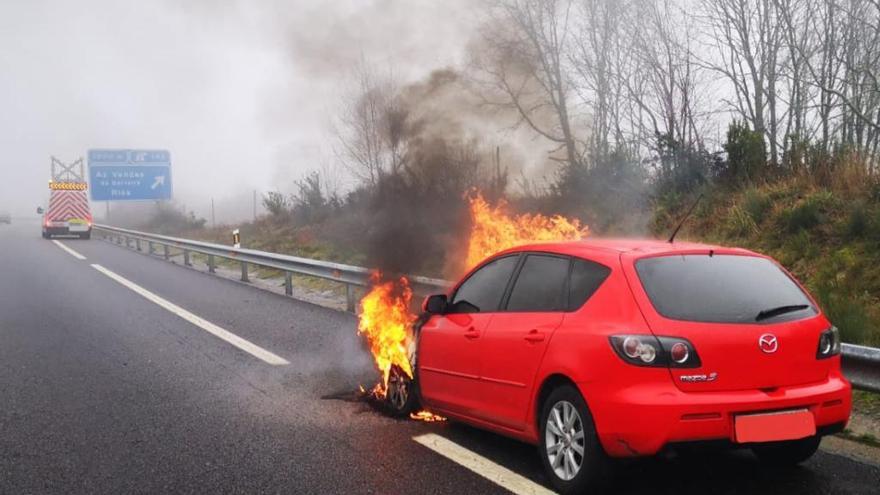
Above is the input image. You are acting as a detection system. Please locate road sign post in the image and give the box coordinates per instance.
[87,149,172,202]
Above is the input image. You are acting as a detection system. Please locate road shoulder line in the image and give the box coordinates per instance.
[52,240,86,260]
[413,433,554,495]
[90,263,289,366]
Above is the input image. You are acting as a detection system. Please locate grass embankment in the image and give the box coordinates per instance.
[654,174,880,347]
[178,219,365,295]
[182,220,365,266]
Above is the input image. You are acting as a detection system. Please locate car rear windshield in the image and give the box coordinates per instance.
[635,254,816,324]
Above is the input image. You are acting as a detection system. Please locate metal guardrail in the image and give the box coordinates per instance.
[93,224,449,312]
[841,344,880,393]
[95,224,879,393]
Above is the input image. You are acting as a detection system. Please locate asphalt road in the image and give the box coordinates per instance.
[1,219,878,494]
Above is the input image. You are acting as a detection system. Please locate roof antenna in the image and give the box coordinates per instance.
[668,193,703,243]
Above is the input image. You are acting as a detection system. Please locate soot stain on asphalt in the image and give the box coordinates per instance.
[320,389,363,402]
[321,388,405,418]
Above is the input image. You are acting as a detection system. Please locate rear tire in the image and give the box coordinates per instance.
[80,232,91,240]
[42,231,49,239]
[752,435,821,466]
[539,384,607,494]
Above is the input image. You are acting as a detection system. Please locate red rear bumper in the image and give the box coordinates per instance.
[582,371,851,457]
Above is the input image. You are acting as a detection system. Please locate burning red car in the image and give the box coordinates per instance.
[396,239,851,494]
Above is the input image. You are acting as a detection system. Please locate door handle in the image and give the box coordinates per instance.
[524,329,545,343]
[464,327,480,339]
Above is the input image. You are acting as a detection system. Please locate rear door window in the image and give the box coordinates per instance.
[568,259,611,310]
[450,255,519,313]
[506,255,570,312]
[635,254,816,323]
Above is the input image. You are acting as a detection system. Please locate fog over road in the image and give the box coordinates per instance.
[1,219,878,494]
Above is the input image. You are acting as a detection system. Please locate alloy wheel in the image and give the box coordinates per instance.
[386,368,409,411]
[544,400,585,481]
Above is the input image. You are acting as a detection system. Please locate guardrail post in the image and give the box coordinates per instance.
[125,236,131,249]
[240,262,249,282]
[163,245,170,260]
[136,239,141,252]
[183,250,191,267]
[346,284,356,313]
[208,255,216,274]
[148,241,154,255]
[284,272,293,296]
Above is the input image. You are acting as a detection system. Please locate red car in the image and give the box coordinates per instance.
[393,239,852,494]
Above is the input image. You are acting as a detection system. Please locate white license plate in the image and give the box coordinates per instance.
[68,224,88,232]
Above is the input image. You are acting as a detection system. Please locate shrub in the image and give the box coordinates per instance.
[809,247,878,346]
[741,188,772,224]
[723,121,767,184]
[779,230,816,265]
[781,201,819,233]
[816,288,873,345]
[262,191,291,217]
[141,202,206,235]
[725,205,757,237]
[843,201,869,239]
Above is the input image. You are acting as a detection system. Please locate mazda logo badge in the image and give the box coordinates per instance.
[759,334,778,354]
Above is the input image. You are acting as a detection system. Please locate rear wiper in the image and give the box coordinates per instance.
[755,304,809,322]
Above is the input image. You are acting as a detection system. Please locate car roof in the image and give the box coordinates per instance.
[497,237,757,258]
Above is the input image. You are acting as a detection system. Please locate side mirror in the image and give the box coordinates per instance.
[423,294,448,315]
[36,207,44,215]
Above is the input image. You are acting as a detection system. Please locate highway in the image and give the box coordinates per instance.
[1,219,878,494]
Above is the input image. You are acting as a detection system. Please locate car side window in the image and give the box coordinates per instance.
[449,255,519,313]
[506,254,570,312]
[568,258,611,311]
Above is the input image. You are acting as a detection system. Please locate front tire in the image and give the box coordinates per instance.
[752,435,821,466]
[539,385,607,494]
[384,364,419,417]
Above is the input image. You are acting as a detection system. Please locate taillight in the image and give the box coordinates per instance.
[610,335,701,368]
[817,326,841,359]
[670,342,689,363]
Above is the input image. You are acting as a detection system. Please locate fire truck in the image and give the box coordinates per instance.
[41,157,93,240]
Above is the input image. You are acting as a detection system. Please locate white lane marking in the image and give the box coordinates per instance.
[412,434,555,495]
[91,264,290,366]
[52,240,86,260]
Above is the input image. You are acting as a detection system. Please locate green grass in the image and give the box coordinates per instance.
[839,430,880,448]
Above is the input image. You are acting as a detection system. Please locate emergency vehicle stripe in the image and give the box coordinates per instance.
[47,190,91,221]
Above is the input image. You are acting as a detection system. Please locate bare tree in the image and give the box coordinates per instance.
[626,0,710,151]
[702,0,786,165]
[776,0,880,159]
[472,0,584,168]
[333,59,404,186]
[568,0,634,159]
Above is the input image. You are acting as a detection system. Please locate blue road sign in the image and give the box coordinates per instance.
[88,149,173,201]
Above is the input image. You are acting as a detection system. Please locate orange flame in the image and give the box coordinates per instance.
[357,272,416,398]
[409,410,446,422]
[465,192,589,269]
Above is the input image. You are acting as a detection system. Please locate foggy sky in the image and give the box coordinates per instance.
[0,0,475,220]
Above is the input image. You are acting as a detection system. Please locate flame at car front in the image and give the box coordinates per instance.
[357,271,416,398]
